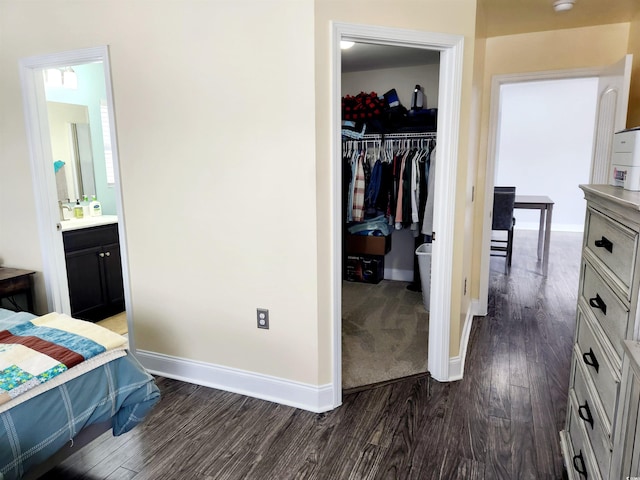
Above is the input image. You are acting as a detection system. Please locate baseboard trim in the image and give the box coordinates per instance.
[447,300,478,381]
[135,350,336,413]
[384,268,414,282]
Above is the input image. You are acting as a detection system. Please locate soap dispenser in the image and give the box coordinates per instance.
[73,199,84,219]
[81,195,90,218]
[89,195,102,217]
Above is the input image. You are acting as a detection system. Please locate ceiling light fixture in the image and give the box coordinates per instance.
[62,67,77,89]
[340,41,355,50]
[553,0,575,12]
[43,66,78,89]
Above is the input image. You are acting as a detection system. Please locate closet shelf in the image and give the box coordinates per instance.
[360,132,436,140]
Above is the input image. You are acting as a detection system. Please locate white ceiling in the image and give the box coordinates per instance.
[341,43,440,73]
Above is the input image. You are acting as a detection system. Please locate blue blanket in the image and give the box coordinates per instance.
[0,310,160,480]
[0,312,129,408]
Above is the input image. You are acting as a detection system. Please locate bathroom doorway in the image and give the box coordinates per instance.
[19,46,133,344]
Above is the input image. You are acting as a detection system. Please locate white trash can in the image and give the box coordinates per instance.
[415,243,432,312]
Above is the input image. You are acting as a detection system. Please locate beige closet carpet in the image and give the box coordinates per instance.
[342,280,429,390]
[96,311,128,335]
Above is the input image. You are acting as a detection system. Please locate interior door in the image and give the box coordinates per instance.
[590,55,633,183]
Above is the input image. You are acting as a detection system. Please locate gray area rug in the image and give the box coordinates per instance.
[342,280,429,390]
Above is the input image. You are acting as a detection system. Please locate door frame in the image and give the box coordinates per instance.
[18,46,135,350]
[331,22,464,404]
[478,65,623,314]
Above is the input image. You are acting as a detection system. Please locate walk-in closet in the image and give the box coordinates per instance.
[341,42,441,390]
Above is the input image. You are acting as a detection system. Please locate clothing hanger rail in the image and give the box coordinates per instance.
[342,132,436,161]
[360,132,437,141]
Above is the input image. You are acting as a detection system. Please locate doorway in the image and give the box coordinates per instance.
[18,46,134,346]
[340,42,439,391]
[495,78,598,233]
[331,22,464,406]
[479,57,633,314]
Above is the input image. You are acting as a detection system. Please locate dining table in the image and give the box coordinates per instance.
[514,195,554,277]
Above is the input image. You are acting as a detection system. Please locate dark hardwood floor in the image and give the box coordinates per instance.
[40,229,582,480]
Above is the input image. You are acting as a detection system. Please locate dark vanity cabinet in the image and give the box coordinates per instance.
[63,223,125,322]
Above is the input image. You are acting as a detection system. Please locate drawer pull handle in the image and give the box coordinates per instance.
[99,252,105,258]
[573,450,588,478]
[588,294,607,315]
[578,400,594,429]
[582,349,600,373]
[594,236,613,253]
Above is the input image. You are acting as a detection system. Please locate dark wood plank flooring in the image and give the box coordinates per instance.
[40,229,581,480]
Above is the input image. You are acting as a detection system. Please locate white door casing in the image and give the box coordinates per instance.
[590,55,633,183]
[18,46,135,351]
[331,22,464,406]
[479,57,633,315]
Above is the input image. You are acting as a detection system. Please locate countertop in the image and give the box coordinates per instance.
[59,215,118,232]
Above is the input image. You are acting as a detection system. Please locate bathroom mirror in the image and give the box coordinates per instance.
[47,102,96,206]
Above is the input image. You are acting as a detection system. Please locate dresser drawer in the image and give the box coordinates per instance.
[568,388,609,480]
[572,358,613,471]
[575,308,620,425]
[565,399,604,480]
[581,260,630,360]
[584,207,638,299]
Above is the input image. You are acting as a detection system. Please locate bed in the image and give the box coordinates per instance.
[0,308,160,480]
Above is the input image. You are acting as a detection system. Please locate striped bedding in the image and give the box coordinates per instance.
[0,309,160,480]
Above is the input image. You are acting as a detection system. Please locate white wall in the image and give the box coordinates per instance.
[342,63,440,111]
[496,77,599,232]
[1,0,319,388]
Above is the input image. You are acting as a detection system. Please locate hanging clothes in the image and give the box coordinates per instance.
[352,152,366,222]
[410,149,425,228]
[395,151,409,229]
[375,161,394,219]
[342,134,436,234]
[421,146,437,236]
[417,141,433,226]
[344,152,354,223]
[365,158,382,217]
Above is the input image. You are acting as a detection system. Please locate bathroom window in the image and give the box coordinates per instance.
[100,100,115,185]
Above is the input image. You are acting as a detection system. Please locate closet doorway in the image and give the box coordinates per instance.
[331,22,464,404]
[340,43,439,391]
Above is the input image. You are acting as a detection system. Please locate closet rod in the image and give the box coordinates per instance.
[360,132,436,140]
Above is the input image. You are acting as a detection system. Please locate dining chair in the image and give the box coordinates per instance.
[491,186,516,274]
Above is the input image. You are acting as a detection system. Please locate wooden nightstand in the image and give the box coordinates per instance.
[0,267,36,313]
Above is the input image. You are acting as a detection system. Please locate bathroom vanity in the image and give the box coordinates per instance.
[61,216,124,321]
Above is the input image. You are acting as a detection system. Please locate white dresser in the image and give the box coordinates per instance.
[561,184,640,480]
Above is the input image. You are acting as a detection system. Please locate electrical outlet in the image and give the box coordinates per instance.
[257,308,269,329]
